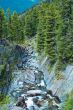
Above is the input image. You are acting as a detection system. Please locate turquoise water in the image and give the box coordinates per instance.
[0,0,39,13]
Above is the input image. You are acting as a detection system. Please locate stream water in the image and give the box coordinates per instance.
[7,47,48,110]
[4,46,61,110]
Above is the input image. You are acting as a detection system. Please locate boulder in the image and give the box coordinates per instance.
[7,105,25,110]
[27,90,46,97]
[16,97,27,108]
[0,39,9,46]
[47,90,53,96]
[9,106,24,110]
[53,96,61,103]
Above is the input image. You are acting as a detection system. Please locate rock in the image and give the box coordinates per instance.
[6,45,61,110]
[52,100,60,108]
[8,106,24,110]
[10,106,29,110]
[47,90,53,96]
[46,94,54,100]
[16,97,27,108]
[17,62,23,69]
[40,101,48,110]
[37,80,45,87]
[0,39,9,46]
[21,94,26,98]
[27,90,46,97]
[48,106,58,110]
[33,97,39,103]
[18,82,23,88]
[53,96,61,104]
[6,64,10,72]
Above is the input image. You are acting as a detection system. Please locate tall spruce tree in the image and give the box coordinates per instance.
[55,0,73,67]
[11,11,19,41]
[6,8,12,40]
[45,3,56,63]
[0,9,5,39]
[37,4,46,54]
[62,0,73,63]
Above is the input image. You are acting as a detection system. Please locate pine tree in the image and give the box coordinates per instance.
[24,8,38,38]
[6,8,12,40]
[62,0,73,63]
[24,12,32,37]
[36,4,46,54]
[0,9,5,39]
[55,0,73,66]
[10,11,19,41]
[45,3,56,63]
[37,19,45,53]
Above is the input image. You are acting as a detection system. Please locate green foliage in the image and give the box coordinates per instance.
[0,9,6,39]
[44,3,56,64]
[0,95,10,110]
[0,0,73,72]
[0,65,5,75]
[62,91,73,110]
[0,1,73,108]
[36,1,73,67]
[0,1,73,66]
[24,7,38,38]
[37,15,45,53]
[0,8,25,43]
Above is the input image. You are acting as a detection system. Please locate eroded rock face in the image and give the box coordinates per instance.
[0,40,11,94]
[42,62,73,98]
[0,42,29,95]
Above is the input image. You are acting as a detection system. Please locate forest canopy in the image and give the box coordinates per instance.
[0,0,73,68]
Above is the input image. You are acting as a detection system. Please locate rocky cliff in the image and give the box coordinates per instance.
[40,56,73,100]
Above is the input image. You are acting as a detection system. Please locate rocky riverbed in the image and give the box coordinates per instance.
[5,46,61,110]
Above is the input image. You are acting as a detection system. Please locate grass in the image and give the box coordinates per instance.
[0,95,10,110]
[62,91,73,110]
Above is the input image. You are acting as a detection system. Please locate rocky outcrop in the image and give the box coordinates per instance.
[0,41,29,95]
[0,44,62,110]
[0,40,12,95]
[40,57,73,99]
[6,47,61,110]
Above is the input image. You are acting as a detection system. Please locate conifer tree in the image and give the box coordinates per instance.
[24,8,38,38]
[45,3,56,63]
[0,9,5,39]
[36,4,46,54]
[55,0,73,66]
[6,8,12,40]
[24,12,32,37]
[10,11,25,42]
[11,11,19,41]
[62,0,73,63]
